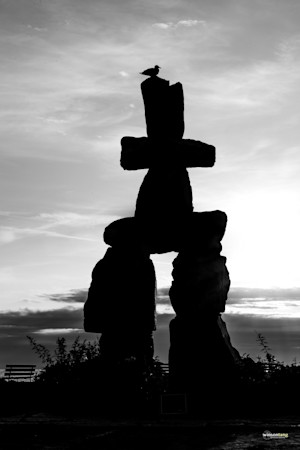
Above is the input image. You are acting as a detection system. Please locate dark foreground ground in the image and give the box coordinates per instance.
[0,413,299,449]
[1,380,300,449]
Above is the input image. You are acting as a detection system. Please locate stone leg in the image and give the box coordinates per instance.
[84,246,156,367]
[169,315,240,392]
[168,213,240,391]
[169,253,230,316]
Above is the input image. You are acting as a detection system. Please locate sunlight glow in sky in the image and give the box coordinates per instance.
[1,0,300,365]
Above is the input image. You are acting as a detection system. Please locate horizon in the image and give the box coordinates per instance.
[1,285,300,368]
[1,0,300,368]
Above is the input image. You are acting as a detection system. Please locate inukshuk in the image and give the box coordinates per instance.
[84,74,240,389]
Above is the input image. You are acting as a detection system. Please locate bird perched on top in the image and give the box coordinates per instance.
[140,65,161,77]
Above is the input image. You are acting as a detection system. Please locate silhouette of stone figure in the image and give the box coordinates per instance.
[84,245,156,366]
[84,68,240,391]
[141,76,184,140]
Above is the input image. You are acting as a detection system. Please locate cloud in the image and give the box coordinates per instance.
[0,229,17,244]
[0,225,99,245]
[0,303,172,366]
[0,284,172,366]
[156,287,174,315]
[228,287,300,302]
[1,284,300,367]
[156,287,170,301]
[46,287,174,315]
[0,308,83,332]
[276,35,300,64]
[0,211,121,245]
[156,304,174,315]
[153,19,206,29]
[226,287,300,319]
[119,71,129,77]
[153,22,170,29]
[0,306,97,367]
[0,268,15,284]
[27,25,48,33]
[37,212,120,229]
[156,286,300,319]
[33,328,82,334]
[199,37,300,111]
[46,289,88,303]
[0,10,143,159]
[156,285,300,319]
[0,287,173,366]
[177,20,206,27]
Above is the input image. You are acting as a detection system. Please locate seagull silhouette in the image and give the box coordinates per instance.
[140,65,161,77]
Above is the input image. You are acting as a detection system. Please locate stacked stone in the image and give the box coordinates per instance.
[84,244,156,365]
[169,211,229,317]
[84,74,240,385]
[168,211,241,391]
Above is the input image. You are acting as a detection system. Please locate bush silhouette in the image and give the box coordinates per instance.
[27,335,167,408]
[27,335,102,385]
[26,333,300,416]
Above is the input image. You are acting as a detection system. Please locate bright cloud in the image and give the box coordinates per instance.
[0,212,122,245]
[0,226,99,245]
[119,71,129,77]
[33,328,83,334]
[227,287,300,318]
[153,19,206,29]
[155,286,300,319]
[201,53,300,110]
[37,212,120,229]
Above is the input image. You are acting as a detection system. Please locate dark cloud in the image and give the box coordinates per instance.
[46,289,88,303]
[156,287,170,304]
[0,308,83,332]
[1,285,300,369]
[45,284,170,306]
[157,287,170,296]
[0,301,175,368]
[0,306,97,368]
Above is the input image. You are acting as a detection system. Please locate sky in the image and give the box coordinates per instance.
[1,0,300,368]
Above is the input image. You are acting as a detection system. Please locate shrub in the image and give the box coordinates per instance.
[27,335,166,394]
[27,335,101,385]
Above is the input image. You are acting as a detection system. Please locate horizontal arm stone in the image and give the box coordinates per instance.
[120,137,215,170]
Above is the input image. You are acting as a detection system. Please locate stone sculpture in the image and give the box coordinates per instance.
[84,69,240,390]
